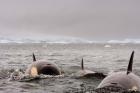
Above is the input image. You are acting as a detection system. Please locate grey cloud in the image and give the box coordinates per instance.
[0,0,140,41]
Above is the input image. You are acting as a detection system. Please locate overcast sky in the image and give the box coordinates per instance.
[0,0,140,41]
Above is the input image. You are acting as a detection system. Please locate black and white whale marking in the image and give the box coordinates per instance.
[25,53,61,77]
[74,58,105,78]
[97,51,140,91]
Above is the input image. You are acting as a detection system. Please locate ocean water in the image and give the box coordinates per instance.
[0,43,140,93]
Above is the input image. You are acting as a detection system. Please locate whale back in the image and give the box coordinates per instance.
[25,53,61,76]
[97,51,140,91]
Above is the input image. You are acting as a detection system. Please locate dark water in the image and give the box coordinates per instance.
[0,43,140,93]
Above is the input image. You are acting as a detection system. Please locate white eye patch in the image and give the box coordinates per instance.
[129,86,138,91]
[31,66,38,77]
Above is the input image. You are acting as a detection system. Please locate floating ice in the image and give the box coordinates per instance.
[104,45,111,48]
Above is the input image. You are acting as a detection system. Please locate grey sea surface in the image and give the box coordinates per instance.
[0,43,140,93]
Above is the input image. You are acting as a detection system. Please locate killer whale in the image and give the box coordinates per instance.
[25,53,61,77]
[97,51,140,91]
[74,58,105,78]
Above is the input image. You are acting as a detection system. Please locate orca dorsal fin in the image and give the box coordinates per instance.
[81,58,84,70]
[32,53,36,62]
[127,51,134,75]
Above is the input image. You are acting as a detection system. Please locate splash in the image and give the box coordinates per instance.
[9,69,64,82]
